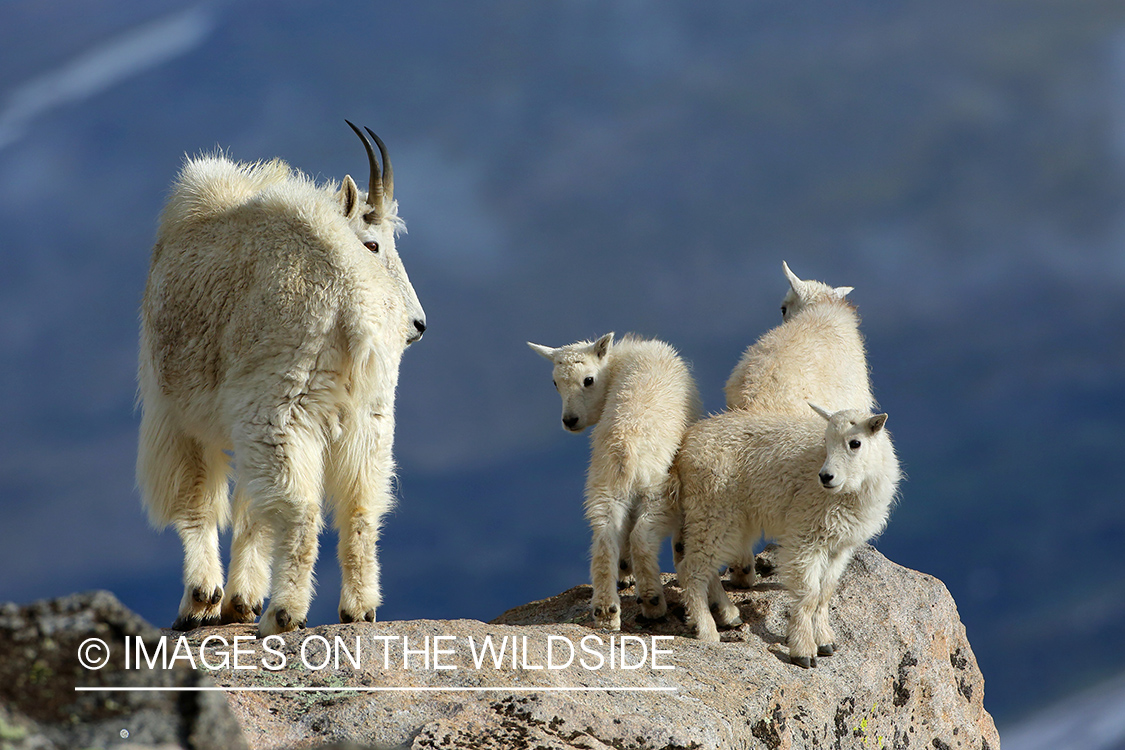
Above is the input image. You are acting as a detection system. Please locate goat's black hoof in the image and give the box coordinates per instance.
[191,586,223,605]
[275,609,291,630]
[172,615,199,632]
[818,643,835,657]
[791,655,816,669]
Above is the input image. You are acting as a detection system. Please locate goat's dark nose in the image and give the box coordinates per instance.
[563,415,579,430]
[819,471,834,486]
[414,319,427,335]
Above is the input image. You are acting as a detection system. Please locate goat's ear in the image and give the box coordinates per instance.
[866,413,888,433]
[339,175,360,219]
[593,332,614,360]
[833,286,854,300]
[527,342,556,362]
[808,403,832,421]
[783,261,805,292]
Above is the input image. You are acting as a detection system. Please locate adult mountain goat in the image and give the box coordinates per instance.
[528,333,701,630]
[631,405,900,667]
[137,122,426,635]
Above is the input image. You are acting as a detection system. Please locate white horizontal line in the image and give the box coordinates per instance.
[75,686,677,693]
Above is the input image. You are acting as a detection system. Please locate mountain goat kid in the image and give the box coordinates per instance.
[528,333,701,630]
[632,405,900,667]
[137,123,426,635]
[725,261,871,415]
[721,261,874,588]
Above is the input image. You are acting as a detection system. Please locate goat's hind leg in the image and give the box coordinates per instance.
[586,492,631,631]
[238,418,327,637]
[221,481,272,624]
[629,501,675,620]
[138,406,230,630]
[616,500,641,590]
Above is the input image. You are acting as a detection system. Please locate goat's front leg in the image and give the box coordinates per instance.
[813,548,854,657]
[328,416,394,625]
[781,544,827,668]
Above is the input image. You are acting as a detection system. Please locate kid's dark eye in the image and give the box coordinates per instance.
[552,379,557,390]
[364,241,380,253]
[849,439,861,450]
[583,376,594,387]
[780,305,788,317]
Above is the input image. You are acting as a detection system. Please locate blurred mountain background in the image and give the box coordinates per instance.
[2,1,1124,742]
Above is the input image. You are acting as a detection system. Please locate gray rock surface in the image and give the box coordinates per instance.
[190,544,1000,749]
[0,545,1000,749]
[0,590,247,750]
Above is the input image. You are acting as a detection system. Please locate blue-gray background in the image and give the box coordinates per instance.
[2,0,1124,740]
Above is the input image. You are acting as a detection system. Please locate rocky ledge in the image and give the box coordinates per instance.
[0,545,999,750]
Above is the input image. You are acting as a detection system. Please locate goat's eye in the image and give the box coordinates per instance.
[583,376,594,387]
[364,241,380,253]
[780,305,787,317]
[848,439,861,450]
[552,379,557,390]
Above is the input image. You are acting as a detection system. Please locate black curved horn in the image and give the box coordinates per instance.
[345,119,383,209]
[364,126,393,203]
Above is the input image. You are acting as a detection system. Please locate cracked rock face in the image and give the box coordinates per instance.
[0,546,999,749]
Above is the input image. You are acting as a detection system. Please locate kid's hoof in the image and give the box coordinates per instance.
[617,580,630,591]
[275,609,291,630]
[339,608,375,624]
[638,593,667,620]
[729,565,756,588]
[619,559,630,572]
[592,604,621,631]
[791,654,818,669]
[817,643,836,657]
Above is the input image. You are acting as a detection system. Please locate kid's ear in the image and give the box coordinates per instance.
[593,332,614,360]
[867,413,888,433]
[833,286,854,300]
[339,175,360,218]
[527,342,556,362]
